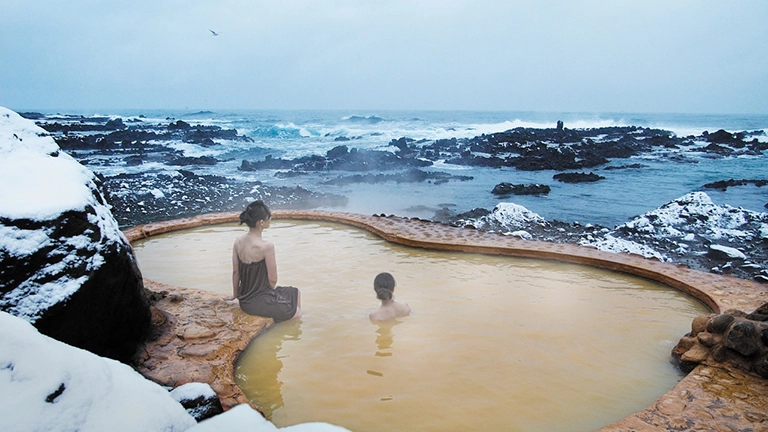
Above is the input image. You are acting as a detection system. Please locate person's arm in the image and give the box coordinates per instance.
[231,245,240,299]
[264,241,278,288]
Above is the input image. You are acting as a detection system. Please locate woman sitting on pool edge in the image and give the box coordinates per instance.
[369,272,411,322]
[231,200,302,322]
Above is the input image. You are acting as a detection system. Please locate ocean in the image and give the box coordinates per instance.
[38,109,768,228]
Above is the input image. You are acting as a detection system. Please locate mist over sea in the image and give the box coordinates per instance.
[38,109,768,228]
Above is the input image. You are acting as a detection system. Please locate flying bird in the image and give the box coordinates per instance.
[209,29,220,36]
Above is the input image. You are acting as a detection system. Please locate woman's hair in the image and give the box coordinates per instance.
[373,272,396,301]
[239,200,272,228]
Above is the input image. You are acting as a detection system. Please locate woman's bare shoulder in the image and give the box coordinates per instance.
[395,301,411,315]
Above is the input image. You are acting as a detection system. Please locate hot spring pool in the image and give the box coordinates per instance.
[132,220,709,432]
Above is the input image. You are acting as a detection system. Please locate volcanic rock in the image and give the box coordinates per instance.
[491,183,551,196]
[553,172,606,183]
[0,107,151,362]
[673,304,768,378]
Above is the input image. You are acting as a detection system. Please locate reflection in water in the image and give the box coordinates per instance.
[367,320,402,379]
[374,320,401,357]
[235,320,302,419]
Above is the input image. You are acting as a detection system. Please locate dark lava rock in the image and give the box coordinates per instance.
[702,178,768,191]
[491,183,551,196]
[603,163,647,170]
[725,320,759,357]
[166,155,218,166]
[1,111,151,362]
[171,383,224,422]
[322,168,473,186]
[553,172,606,183]
[1,205,151,362]
[708,314,736,334]
[241,144,432,174]
[102,170,348,227]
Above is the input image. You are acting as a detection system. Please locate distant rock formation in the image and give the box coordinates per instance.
[702,178,768,191]
[672,303,768,379]
[553,171,605,183]
[0,107,151,362]
[491,183,551,196]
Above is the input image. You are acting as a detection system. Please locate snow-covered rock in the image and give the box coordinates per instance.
[708,244,747,260]
[0,107,150,361]
[453,192,766,280]
[171,383,223,422]
[0,311,197,432]
[467,202,547,233]
[580,192,767,278]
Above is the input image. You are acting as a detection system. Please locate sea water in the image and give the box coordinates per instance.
[39,109,768,226]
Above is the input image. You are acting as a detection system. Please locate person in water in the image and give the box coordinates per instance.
[231,200,302,322]
[369,272,411,321]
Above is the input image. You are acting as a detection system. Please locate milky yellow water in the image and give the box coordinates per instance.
[132,220,709,432]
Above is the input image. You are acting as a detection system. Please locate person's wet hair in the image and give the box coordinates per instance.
[239,200,272,228]
[373,272,396,301]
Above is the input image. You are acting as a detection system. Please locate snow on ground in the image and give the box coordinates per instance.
[0,311,196,432]
[187,404,351,432]
[579,233,668,261]
[1,312,352,432]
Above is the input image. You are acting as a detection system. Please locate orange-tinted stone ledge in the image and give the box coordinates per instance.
[124,210,768,430]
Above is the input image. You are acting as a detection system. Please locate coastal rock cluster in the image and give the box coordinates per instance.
[447,192,768,282]
[19,112,768,283]
[673,303,768,379]
[238,125,767,178]
[102,170,347,227]
[0,108,150,361]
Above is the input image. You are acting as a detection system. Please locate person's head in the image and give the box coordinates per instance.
[239,200,272,229]
[373,272,396,301]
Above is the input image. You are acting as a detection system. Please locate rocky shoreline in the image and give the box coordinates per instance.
[24,112,768,284]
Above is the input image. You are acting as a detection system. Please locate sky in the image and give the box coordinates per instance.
[1,0,766,114]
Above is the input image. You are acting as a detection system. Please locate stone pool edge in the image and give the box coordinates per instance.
[124,210,768,431]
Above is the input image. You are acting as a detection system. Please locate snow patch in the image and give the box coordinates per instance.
[0,312,196,432]
[709,244,747,260]
[0,107,96,220]
[187,404,352,432]
[170,382,217,402]
[579,234,668,261]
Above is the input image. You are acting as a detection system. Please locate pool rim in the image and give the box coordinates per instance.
[124,209,768,431]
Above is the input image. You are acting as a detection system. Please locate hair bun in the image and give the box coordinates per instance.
[375,287,393,301]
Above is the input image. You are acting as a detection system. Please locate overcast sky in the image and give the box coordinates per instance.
[1,1,766,113]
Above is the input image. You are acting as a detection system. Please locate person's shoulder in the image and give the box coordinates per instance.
[260,239,275,254]
[368,309,383,321]
[396,301,411,315]
[369,307,393,322]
